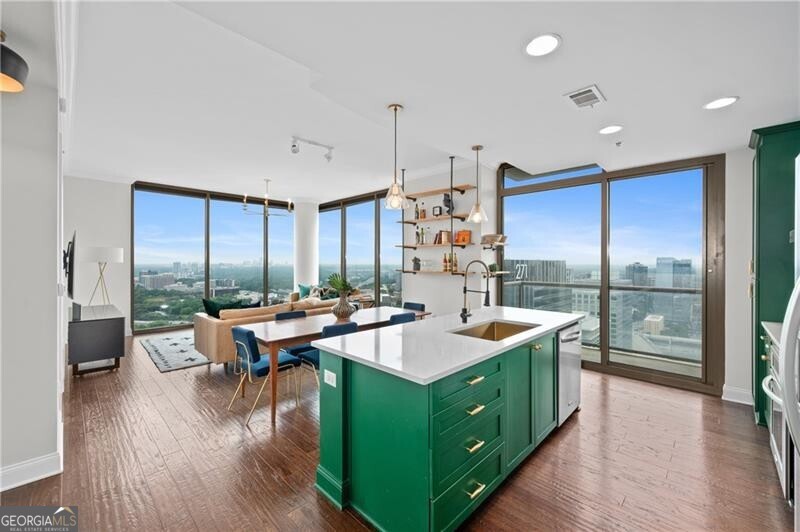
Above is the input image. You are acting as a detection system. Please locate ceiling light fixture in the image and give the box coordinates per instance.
[384,103,409,210]
[0,30,29,93]
[703,96,739,110]
[467,145,488,224]
[525,33,561,57]
[598,125,623,135]
[290,136,334,162]
[242,179,289,217]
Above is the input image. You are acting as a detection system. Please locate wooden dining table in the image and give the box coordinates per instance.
[240,306,430,424]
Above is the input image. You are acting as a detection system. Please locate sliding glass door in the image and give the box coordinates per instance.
[608,169,704,378]
[498,157,724,394]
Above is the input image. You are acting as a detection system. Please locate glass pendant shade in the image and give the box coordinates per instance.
[467,202,488,223]
[385,182,409,210]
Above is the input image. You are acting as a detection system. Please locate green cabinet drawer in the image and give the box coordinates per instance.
[431,356,504,414]
[431,443,505,532]
[432,372,504,440]
[431,402,504,497]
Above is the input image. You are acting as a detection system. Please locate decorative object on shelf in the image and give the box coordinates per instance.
[242,179,290,217]
[432,205,443,217]
[489,263,499,273]
[443,193,453,215]
[385,104,410,209]
[451,251,459,272]
[414,202,420,220]
[0,30,29,93]
[83,246,124,306]
[481,233,508,250]
[455,230,472,245]
[419,202,427,219]
[412,256,421,271]
[415,226,421,245]
[327,273,357,321]
[467,145,488,223]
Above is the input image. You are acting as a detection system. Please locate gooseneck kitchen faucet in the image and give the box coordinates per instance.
[461,260,491,323]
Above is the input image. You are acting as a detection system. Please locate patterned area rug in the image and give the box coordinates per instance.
[140,334,210,373]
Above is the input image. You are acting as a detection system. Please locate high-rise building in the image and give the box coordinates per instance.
[173,261,181,275]
[655,257,675,288]
[624,262,649,286]
[504,259,567,283]
[141,272,176,290]
[673,259,693,288]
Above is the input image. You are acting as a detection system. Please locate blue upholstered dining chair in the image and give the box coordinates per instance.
[228,326,300,425]
[275,310,316,357]
[299,321,358,388]
[389,312,416,325]
[403,301,426,312]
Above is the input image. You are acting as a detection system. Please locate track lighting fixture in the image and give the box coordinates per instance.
[290,136,334,162]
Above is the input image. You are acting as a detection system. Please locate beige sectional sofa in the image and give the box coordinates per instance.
[193,293,337,367]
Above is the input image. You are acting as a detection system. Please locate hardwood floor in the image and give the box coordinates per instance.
[1,334,792,531]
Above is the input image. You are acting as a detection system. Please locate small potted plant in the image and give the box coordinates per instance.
[328,273,357,321]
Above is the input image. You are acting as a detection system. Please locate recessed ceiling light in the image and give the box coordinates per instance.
[526,34,561,57]
[703,96,739,110]
[598,125,623,135]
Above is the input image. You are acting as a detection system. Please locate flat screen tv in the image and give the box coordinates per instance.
[63,230,75,299]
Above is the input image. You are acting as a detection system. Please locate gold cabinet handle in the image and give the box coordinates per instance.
[466,482,486,500]
[466,404,485,416]
[466,375,485,386]
[532,344,543,351]
[465,439,486,454]
[761,354,769,361]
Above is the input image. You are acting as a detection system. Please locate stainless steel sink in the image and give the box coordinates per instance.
[449,320,539,341]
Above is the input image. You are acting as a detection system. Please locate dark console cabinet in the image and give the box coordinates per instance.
[68,304,125,376]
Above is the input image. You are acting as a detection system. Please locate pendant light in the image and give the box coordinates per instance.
[385,104,409,210]
[467,145,488,223]
[0,31,29,93]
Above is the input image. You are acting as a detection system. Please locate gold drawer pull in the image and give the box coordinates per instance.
[466,482,486,500]
[465,439,486,454]
[466,404,485,416]
[532,343,543,351]
[466,375,485,386]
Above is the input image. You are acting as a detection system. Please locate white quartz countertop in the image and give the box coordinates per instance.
[311,306,583,385]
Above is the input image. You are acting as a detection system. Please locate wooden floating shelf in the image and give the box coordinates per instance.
[395,243,474,250]
[405,184,475,201]
[398,213,469,225]
[397,269,508,278]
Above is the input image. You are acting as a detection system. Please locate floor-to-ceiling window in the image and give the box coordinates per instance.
[133,189,206,331]
[132,184,293,333]
[267,207,294,304]
[319,193,401,306]
[209,198,264,304]
[498,157,724,394]
[319,207,342,284]
[345,200,376,297]
[379,202,402,306]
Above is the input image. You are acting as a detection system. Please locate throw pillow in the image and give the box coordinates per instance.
[202,298,243,319]
[298,283,312,299]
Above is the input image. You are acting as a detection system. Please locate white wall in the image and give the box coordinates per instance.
[0,2,62,490]
[64,176,132,334]
[293,201,319,288]
[723,147,755,404]
[401,163,498,315]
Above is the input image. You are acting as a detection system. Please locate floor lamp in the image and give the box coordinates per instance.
[83,246,124,307]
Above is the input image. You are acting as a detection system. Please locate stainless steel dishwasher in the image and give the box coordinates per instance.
[558,322,582,425]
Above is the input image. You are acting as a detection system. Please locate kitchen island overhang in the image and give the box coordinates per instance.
[311,306,583,532]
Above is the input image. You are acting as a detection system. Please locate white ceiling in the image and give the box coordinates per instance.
[66,1,800,202]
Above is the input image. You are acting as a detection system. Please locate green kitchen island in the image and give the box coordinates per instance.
[311,306,582,532]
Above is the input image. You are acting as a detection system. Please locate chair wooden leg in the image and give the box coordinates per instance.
[228,373,246,411]
[241,378,246,398]
[246,374,270,426]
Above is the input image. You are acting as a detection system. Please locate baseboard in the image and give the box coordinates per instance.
[0,452,62,492]
[722,384,753,405]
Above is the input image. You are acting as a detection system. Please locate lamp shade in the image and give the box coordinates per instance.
[0,43,29,93]
[82,246,124,264]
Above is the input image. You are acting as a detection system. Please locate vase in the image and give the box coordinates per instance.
[332,294,356,322]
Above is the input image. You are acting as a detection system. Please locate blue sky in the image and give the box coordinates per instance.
[134,191,294,265]
[504,168,703,268]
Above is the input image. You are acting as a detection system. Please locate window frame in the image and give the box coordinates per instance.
[496,154,725,396]
[131,181,290,334]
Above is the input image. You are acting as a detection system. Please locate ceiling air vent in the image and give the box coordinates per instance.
[565,84,606,109]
